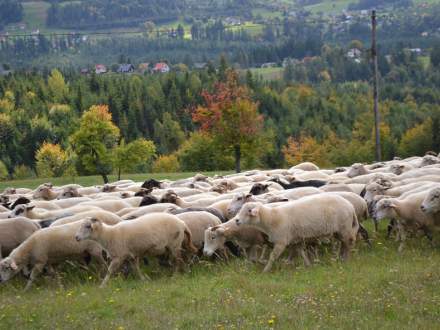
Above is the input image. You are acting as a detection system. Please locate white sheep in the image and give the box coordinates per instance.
[175,211,222,250]
[0,217,41,259]
[203,219,268,262]
[0,221,106,290]
[79,200,131,213]
[121,203,179,220]
[421,187,440,214]
[289,162,320,172]
[373,190,440,251]
[235,194,359,272]
[75,213,197,287]
[49,210,122,227]
[8,204,101,220]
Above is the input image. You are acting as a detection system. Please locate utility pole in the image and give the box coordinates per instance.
[371,10,381,161]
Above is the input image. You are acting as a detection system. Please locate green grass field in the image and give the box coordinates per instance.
[247,67,284,81]
[0,227,439,329]
[304,0,353,14]
[0,171,232,191]
[304,0,440,14]
[1,174,440,328]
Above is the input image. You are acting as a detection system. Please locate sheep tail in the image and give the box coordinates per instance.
[352,213,359,229]
[183,228,198,254]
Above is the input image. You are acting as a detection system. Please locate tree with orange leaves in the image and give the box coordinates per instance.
[192,70,263,173]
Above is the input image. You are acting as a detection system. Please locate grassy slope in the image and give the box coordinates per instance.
[0,228,439,329]
[304,0,354,14]
[304,0,440,14]
[247,67,284,80]
[1,175,440,328]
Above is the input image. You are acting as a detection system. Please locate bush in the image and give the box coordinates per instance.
[13,165,35,180]
[152,154,180,173]
[0,160,9,181]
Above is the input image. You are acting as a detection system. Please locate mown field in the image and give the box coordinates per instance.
[1,175,440,329]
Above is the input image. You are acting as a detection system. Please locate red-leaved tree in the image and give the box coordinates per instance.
[193,70,263,173]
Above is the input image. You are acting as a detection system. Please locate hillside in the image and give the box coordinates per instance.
[5,0,438,34]
[0,174,440,328]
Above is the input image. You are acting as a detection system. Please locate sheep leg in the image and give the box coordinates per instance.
[310,244,320,261]
[241,248,248,260]
[24,263,45,291]
[248,246,259,262]
[220,248,229,262]
[0,245,2,261]
[130,258,149,281]
[263,243,286,273]
[46,265,64,289]
[284,246,296,265]
[169,248,185,273]
[421,226,434,247]
[386,219,396,239]
[339,241,351,261]
[358,224,372,248]
[298,246,311,267]
[373,218,378,232]
[397,222,406,253]
[258,245,268,264]
[100,258,123,288]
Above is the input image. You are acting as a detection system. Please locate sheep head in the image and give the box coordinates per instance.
[0,258,20,283]
[8,204,34,218]
[75,217,101,242]
[203,226,227,257]
[235,202,263,226]
[249,183,269,196]
[374,199,397,222]
[160,190,179,204]
[421,187,440,214]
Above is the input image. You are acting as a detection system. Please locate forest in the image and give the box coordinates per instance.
[0,0,440,180]
[2,1,440,68]
[45,0,256,29]
[1,42,439,181]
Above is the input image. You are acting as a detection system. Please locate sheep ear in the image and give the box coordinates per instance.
[10,261,18,270]
[245,194,253,200]
[389,203,397,209]
[26,205,35,211]
[216,227,225,235]
[263,184,269,189]
[249,207,259,217]
[90,218,99,223]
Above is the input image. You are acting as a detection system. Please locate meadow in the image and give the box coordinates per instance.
[1,174,440,329]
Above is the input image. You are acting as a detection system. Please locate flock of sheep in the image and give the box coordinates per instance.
[0,153,439,290]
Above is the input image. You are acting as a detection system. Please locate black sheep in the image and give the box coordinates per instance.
[249,183,270,195]
[270,177,326,189]
[141,179,162,190]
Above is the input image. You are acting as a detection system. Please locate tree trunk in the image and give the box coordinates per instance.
[101,173,109,184]
[117,167,121,181]
[234,144,241,173]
